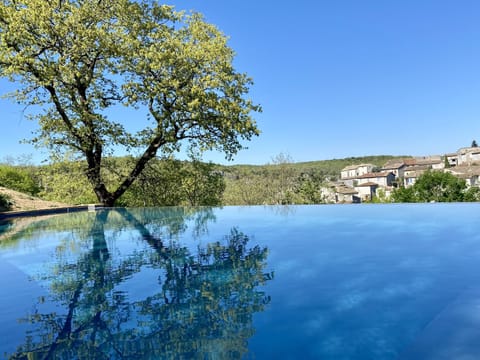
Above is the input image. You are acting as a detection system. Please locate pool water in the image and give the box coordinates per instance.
[1,204,480,359]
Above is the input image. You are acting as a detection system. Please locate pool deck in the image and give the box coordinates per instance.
[0,204,105,220]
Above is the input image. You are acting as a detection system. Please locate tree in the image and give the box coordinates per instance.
[0,0,260,206]
[0,164,40,195]
[120,157,226,206]
[295,172,325,204]
[413,171,466,202]
[181,157,226,206]
[464,186,480,202]
[38,159,98,204]
[269,153,296,204]
[472,140,478,147]
[391,185,417,203]
[392,170,467,203]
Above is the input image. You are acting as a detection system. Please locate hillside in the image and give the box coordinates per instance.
[0,154,410,209]
[0,186,68,212]
[222,155,409,178]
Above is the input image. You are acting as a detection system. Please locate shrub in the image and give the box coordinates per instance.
[0,193,12,211]
[0,165,40,195]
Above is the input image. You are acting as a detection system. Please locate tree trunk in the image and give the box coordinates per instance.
[85,134,167,207]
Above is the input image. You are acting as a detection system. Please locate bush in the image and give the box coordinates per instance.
[392,171,468,203]
[0,193,12,211]
[0,165,40,195]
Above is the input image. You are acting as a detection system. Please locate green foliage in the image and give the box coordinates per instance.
[370,188,392,203]
[0,165,40,195]
[120,159,185,207]
[463,186,480,202]
[444,156,451,168]
[221,155,406,205]
[391,186,417,203]
[37,161,97,205]
[120,158,225,207]
[0,0,259,205]
[222,165,326,205]
[289,155,407,180]
[295,172,325,204]
[224,170,278,205]
[34,156,225,207]
[181,159,225,206]
[392,171,469,203]
[0,153,422,206]
[0,192,12,211]
[414,171,466,202]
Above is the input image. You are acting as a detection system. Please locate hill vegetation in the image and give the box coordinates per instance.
[0,155,405,210]
[3,153,479,210]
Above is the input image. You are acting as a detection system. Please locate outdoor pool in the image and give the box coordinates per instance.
[1,204,480,359]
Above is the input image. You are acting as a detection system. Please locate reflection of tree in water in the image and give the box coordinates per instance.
[9,209,272,359]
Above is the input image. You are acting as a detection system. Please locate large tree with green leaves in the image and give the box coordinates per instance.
[392,170,467,203]
[0,0,260,206]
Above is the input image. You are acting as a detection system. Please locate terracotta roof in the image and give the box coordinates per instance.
[447,166,480,176]
[403,158,417,166]
[382,159,406,169]
[404,170,426,178]
[357,171,393,179]
[355,182,379,187]
[341,163,375,172]
[404,165,431,172]
[414,158,443,166]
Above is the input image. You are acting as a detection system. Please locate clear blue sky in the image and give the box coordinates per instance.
[2,0,480,165]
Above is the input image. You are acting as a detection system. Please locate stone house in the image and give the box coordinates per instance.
[335,186,361,203]
[340,164,375,180]
[413,156,444,170]
[354,182,378,201]
[403,167,428,187]
[381,160,407,179]
[445,153,458,167]
[402,157,443,187]
[445,166,480,187]
[355,171,396,187]
[457,147,480,166]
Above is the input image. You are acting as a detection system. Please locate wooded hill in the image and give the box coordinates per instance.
[0,155,406,210]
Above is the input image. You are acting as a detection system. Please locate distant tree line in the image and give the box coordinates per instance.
[2,155,479,208]
[0,155,328,207]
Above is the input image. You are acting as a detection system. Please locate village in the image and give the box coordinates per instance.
[324,146,480,203]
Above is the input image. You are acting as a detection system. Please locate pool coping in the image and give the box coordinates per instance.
[0,204,105,220]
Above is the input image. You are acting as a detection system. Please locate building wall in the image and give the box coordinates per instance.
[446,155,458,166]
[431,162,445,170]
[457,149,480,166]
[356,173,394,187]
[355,186,376,201]
[340,165,374,179]
[357,177,386,186]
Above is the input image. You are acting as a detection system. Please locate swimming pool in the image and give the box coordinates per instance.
[1,204,480,359]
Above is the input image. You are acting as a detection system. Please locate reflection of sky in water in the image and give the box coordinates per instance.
[1,204,480,359]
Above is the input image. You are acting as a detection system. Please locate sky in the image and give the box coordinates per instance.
[1,0,480,165]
